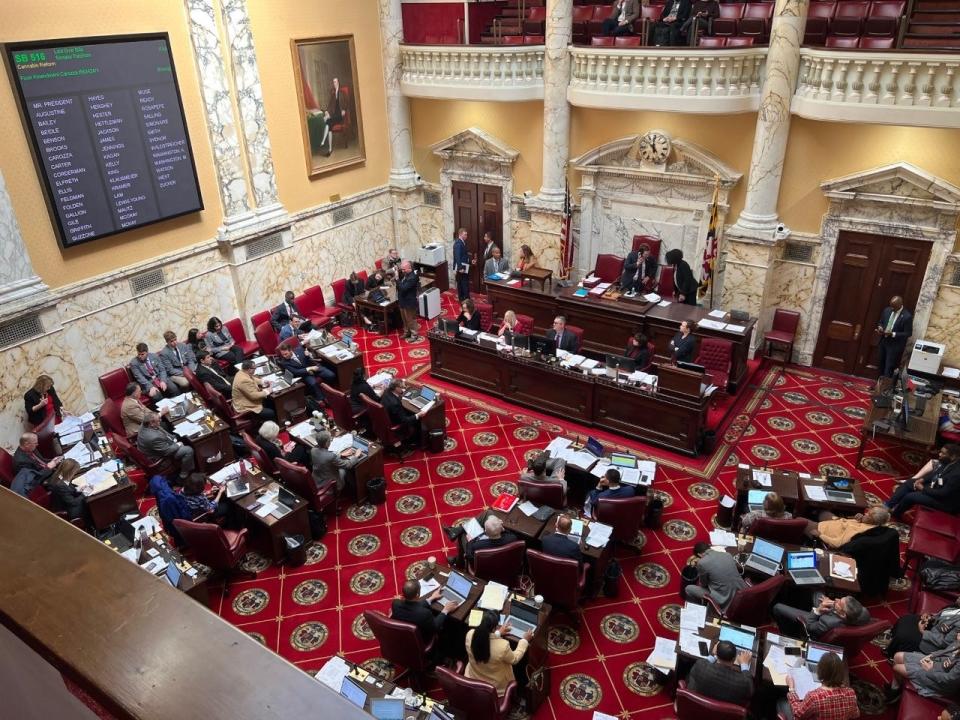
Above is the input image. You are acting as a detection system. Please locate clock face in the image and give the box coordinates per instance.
[639,132,671,164]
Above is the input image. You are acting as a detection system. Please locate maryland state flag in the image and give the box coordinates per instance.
[698,181,720,300]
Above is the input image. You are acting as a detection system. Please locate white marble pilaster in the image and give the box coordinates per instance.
[729,0,808,240]
[536,0,573,209]
[379,0,418,189]
[0,169,49,316]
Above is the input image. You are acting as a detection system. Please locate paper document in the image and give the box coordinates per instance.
[708,309,727,319]
[419,400,436,414]
[132,515,160,536]
[479,581,509,611]
[186,409,206,423]
[647,636,678,670]
[316,656,351,691]
[788,666,820,700]
[590,461,612,478]
[804,485,828,501]
[709,529,738,548]
[680,601,707,629]
[463,517,484,541]
[254,502,277,518]
[288,420,316,440]
[468,609,484,627]
[697,318,727,331]
[719,494,736,509]
[518,501,539,517]
[418,578,440,596]
[764,644,790,685]
[593,713,619,720]
[55,416,82,435]
[585,522,612,548]
[545,437,572,455]
[210,461,246,484]
[637,460,657,485]
[643,293,661,303]
[943,367,960,379]
[725,323,747,333]
[679,630,710,657]
[752,469,773,487]
[64,443,101,465]
[59,431,83,446]
[619,467,643,486]
[657,300,671,307]
[830,556,856,580]
[329,433,354,454]
[173,422,203,438]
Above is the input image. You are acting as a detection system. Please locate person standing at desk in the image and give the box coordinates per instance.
[457,298,482,331]
[665,248,698,305]
[397,260,421,343]
[24,374,62,429]
[453,227,471,301]
[670,320,696,363]
[876,295,913,380]
[480,231,496,266]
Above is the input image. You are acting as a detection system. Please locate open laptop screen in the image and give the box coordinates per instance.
[752,537,785,563]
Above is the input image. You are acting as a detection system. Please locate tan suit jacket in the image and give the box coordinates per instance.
[232,371,268,414]
[817,518,874,548]
[464,630,529,696]
[120,396,147,437]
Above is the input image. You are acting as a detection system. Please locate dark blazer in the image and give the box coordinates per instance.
[878,306,913,350]
[642,255,658,280]
[453,237,470,274]
[541,532,583,563]
[382,390,418,428]
[458,312,481,331]
[547,328,579,353]
[13,447,52,478]
[620,251,641,289]
[137,425,182,460]
[366,274,385,290]
[271,300,300,330]
[465,531,520,561]
[673,259,699,303]
[24,387,62,426]
[344,279,366,305]
[49,480,86,521]
[587,484,635,510]
[687,658,753,707]
[350,380,379,414]
[660,0,692,22]
[276,346,319,379]
[672,332,696,364]
[839,526,901,597]
[624,343,650,368]
[196,363,232,398]
[159,342,197,376]
[391,598,447,643]
[922,461,960,513]
[397,270,420,309]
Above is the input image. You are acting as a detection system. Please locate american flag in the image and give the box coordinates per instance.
[697,180,720,301]
[559,179,574,277]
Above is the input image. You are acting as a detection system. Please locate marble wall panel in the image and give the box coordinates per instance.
[923,283,960,367]
[765,259,818,361]
[526,209,563,273]
[595,199,702,264]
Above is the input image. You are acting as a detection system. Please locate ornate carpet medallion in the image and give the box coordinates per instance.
[547,625,581,655]
[751,444,781,461]
[490,479,519,496]
[350,569,385,596]
[818,386,845,400]
[395,495,426,514]
[481,455,509,472]
[472,431,499,447]
[347,534,381,556]
[623,661,663,697]
[305,542,327,565]
[443,487,473,507]
[831,432,860,449]
[400,525,432,548]
[806,411,834,426]
[559,673,602,710]
[657,604,681,632]
[437,461,465,478]
[392,467,420,485]
[290,621,329,652]
[464,410,490,424]
[513,426,540,441]
[792,438,821,455]
[688,482,719,501]
[292,579,328,606]
[346,503,378,522]
[239,552,271,573]
[783,391,810,405]
[352,613,374,641]
[361,658,395,681]
[601,613,640,643]
[634,563,670,589]
[663,520,696,542]
[232,588,269,616]
[819,463,849,478]
[768,416,795,432]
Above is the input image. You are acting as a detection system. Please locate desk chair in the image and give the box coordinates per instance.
[593,253,625,283]
[98,399,125,437]
[224,318,258,358]
[658,266,675,298]
[254,321,280,357]
[818,618,891,662]
[0,448,14,488]
[364,610,435,689]
[675,680,748,719]
[183,367,209,402]
[99,367,133,403]
[468,540,526,589]
[205,383,255,434]
[172,518,250,584]
[526,548,588,622]
[763,309,800,365]
[749,516,809,545]
[276,458,338,516]
[241,431,276,477]
[109,432,176,478]
[435,665,517,720]
[360,395,410,459]
[706,574,785,626]
[320,382,365,432]
[596,494,648,550]
[519,478,565,508]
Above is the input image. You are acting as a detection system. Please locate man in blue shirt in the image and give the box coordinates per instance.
[453,227,471,301]
[584,468,634,518]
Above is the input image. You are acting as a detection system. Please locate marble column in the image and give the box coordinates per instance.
[729,0,809,240]
[535,0,573,209]
[220,0,286,224]
[378,0,418,189]
[0,169,49,315]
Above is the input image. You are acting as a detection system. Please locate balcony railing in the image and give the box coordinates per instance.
[794,48,960,127]
[399,44,545,101]
[568,46,766,112]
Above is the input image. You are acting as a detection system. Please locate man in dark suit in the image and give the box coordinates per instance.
[876,295,913,379]
[195,351,232,397]
[465,514,519,562]
[137,412,195,480]
[772,593,871,640]
[886,443,960,519]
[665,248,698,304]
[276,343,334,402]
[391,580,458,656]
[547,316,579,353]
[397,260,421,342]
[453,227,471,301]
[158,330,197,391]
[271,291,300,331]
[382,379,429,447]
[687,640,754,707]
[601,0,641,36]
[652,0,692,45]
[540,515,583,563]
[13,432,61,479]
[584,468,634,518]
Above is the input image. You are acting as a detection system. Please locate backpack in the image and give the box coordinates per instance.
[920,558,960,592]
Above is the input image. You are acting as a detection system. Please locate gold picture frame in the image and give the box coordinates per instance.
[291,35,366,178]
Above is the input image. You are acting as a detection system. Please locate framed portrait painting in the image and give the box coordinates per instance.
[291,35,366,178]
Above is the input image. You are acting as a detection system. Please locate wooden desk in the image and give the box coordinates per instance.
[104,530,209,605]
[356,280,435,335]
[555,285,652,356]
[286,420,383,505]
[489,504,549,542]
[731,538,861,594]
[520,267,553,291]
[332,655,464,719]
[173,408,234,473]
[272,382,308,425]
[308,341,364,392]
[86,481,138,532]
[401,390,447,448]
[674,615,761,681]
[795,476,868,517]
[734,464,801,527]
[858,390,941,468]
[414,260,449,293]
[232,480,311,562]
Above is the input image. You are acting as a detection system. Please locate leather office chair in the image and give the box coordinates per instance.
[224,317,258,357]
[305,285,340,327]
[596,495,648,548]
[320,383,364,432]
[614,35,643,47]
[565,325,584,353]
[739,2,774,41]
[675,680,748,719]
[475,301,494,333]
[276,458,337,515]
[632,235,661,259]
[905,521,960,574]
[254,321,280,357]
[99,367,133,402]
[519,478,565,508]
[657,265,675,298]
[109,431,176,477]
[361,394,409,457]
[571,4,594,44]
[749,516,809,545]
[913,588,956,616]
[593,253,625,283]
[712,3,745,36]
[805,2,836,46]
[98,398,125,437]
[859,36,895,48]
[819,618,891,661]
[526,548,588,617]
[183,367,209,402]
[864,1,904,37]
[640,341,656,371]
[825,35,859,48]
[911,507,960,537]
[241,430,276,476]
[524,5,547,34]
[706,574,786,625]
[173,518,249,575]
[0,447,15,488]
[898,685,950,720]
[699,36,727,46]
[468,540,526,589]
[523,34,545,44]
[250,310,271,332]
[515,314,534,336]
[696,338,733,391]
[725,36,755,47]
[331,278,350,311]
[764,309,801,365]
[587,4,612,37]
[364,610,435,688]
[830,0,869,36]
[204,383,254,434]
[435,665,517,720]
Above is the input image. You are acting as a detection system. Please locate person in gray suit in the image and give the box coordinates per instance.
[158,330,197,390]
[483,246,510,277]
[685,542,748,611]
[310,430,359,493]
[136,412,195,479]
[130,343,178,399]
[773,593,870,640]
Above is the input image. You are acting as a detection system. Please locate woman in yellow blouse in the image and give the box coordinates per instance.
[464,609,533,696]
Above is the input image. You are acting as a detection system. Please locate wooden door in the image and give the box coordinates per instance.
[451,181,502,290]
[813,232,930,377]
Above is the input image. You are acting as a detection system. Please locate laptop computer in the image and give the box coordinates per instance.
[168,400,188,420]
[428,707,455,720]
[277,486,299,511]
[165,562,183,589]
[437,318,459,335]
[786,551,825,585]
[353,435,370,454]
[744,537,784,575]
[746,488,768,512]
[438,570,473,605]
[610,453,638,469]
[370,698,405,720]
[805,641,844,671]
[718,623,756,651]
[605,354,637,378]
[585,436,604,458]
[407,385,438,410]
[501,598,540,637]
[226,477,251,499]
[340,677,368,709]
[824,488,856,503]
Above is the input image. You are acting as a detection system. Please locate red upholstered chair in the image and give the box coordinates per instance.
[739,2,774,39]
[320,382,365,432]
[109,431,176,477]
[526,548,588,614]
[572,4,595,44]
[632,235,661,260]
[593,253,625,283]
[524,5,548,34]
[224,318,258,357]
[276,458,337,515]
[898,685,950,720]
[331,278,351,313]
[304,285,339,327]
[254,322,280,357]
[864,0,904,36]
[699,36,727,46]
[825,35,859,47]
[725,36,755,46]
[172,518,249,573]
[707,574,786,625]
[515,314,534,336]
[830,1,870,36]
[764,308,801,365]
[588,4,613,36]
[357,269,369,284]
[819,618,891,661]
[98,399,125,437]
[905,521,960,574]
[749,516,809,545]
[468,540,526,588]
[859,35,895,48]
[374,259,383,271]
[475,301,494,333]
[524,35,546,45]
[590,36,615,46]
[364,610,435,687]
[329,86,352,149]
[501,35,525,45]
[614,36,643,47]
[713,3,745,36]
[636,4,662,41]
[640,341,656,371]
[250,310,271,332]
[914,588,956,615]
[657,265,675,297]
[204,383,254,434]
[911,507,960,537]
[0,448,15,488]
[183,367,208,402]
[519,478,566,508]
[565,325,584,353]
[361,394,410,456]
[241,430,275,476]
[99,367,133,402]
[696,338,734,391]
[597,495,648,547]
[675,680,748,719]
[435,665,517,720]
[804,1,835,44]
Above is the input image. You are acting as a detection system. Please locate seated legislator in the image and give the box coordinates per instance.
[457,298,482,332]
[381,248,402,280]
[584,468,634,519]
[782,651,859,720]
[13,432,62,479]
[343,271,367,306]
[137,412,195,480]
[257,421,311,468]
[278,315,306,343]
[465,609,533,697]
[121,382,167,438]
[186,327,205,356]
[158,330,196,390]
[349,367,382,415]
[892,641,960,701]
[687,639,754,707]
[179,473,226,520]
[516,244,537,273]
[131,342,178,399]
[270,290,300,331]
[664,248,699,304]
[310,429,359,493]
[484,246,510,277]
[886,443,960,519]
[391,579,458,646]
[773,593,870,640]
[45,458,87,522]
[497,310,519,343]
[232,360,275,423]
[624,331,650,368]
[547,315,578,353]
[276,343,334,403]
[685,542,748,612]
[670,320,696,364]
[205,316,244,367]
[520,451,567,493]
[366,269,387,290]
[23,374,62,428]
[382,379,429,447]
[885,598,960,660]
[540,515,583,563]
[810,505,890,549]
[739,492,792,535]
[195,351,232,397]
[466,515,520,562]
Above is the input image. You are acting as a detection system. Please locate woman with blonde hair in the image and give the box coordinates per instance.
[24,374,63,428]
[498,310,519,340]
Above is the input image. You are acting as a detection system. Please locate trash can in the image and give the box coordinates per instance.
[283,533,307,567]
[679,564,699,601]
[645,498,664,530]
[367,476,387,505]
[603,559,622,598]
[427,429,445,453]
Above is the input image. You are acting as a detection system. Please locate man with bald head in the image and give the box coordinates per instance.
[541,515,584,563]
[391,579,458,646]
[876,295,913,380]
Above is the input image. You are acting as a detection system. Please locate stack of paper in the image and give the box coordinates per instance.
[788,666,820,699]
[329,433,354,454]
[709,529,738,547]
[255,502,278,518]
[210,461,246,484]
[697,318,727,331]
[646,636,678,670]
[588,285,606,296]
[708,309,727,319]
[943,367,960,379]
[64,443,101,465]
[679,630,710,657]
[316,656,351,691]
[805,485,828,501]
[580,358,600,369]
[619,467,643,486]
[725,323,747,333]
[418,577,440,596]
[657,300,672,307]
[590,461,612,478]
[752,469,773,487]
[585,522,613,548]
[463,517,484,541]
[518,501,539,517]
[830,556,856,580]
[173,421,203,438]
[561,354,587,368]
[460,328,479,338]
[644,293,662,303]
[545,437,572,455]
[367,371,393,387]
[288,420,316,441]
[764,644,790,684]
[637,460,657,485]
[186,409,206,423]
[74,466,118,496]
[680,601,707,629]
[468,609,484,627]
[479,581,509,611]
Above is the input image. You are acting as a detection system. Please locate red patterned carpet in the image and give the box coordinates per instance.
[180,292,917,719]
